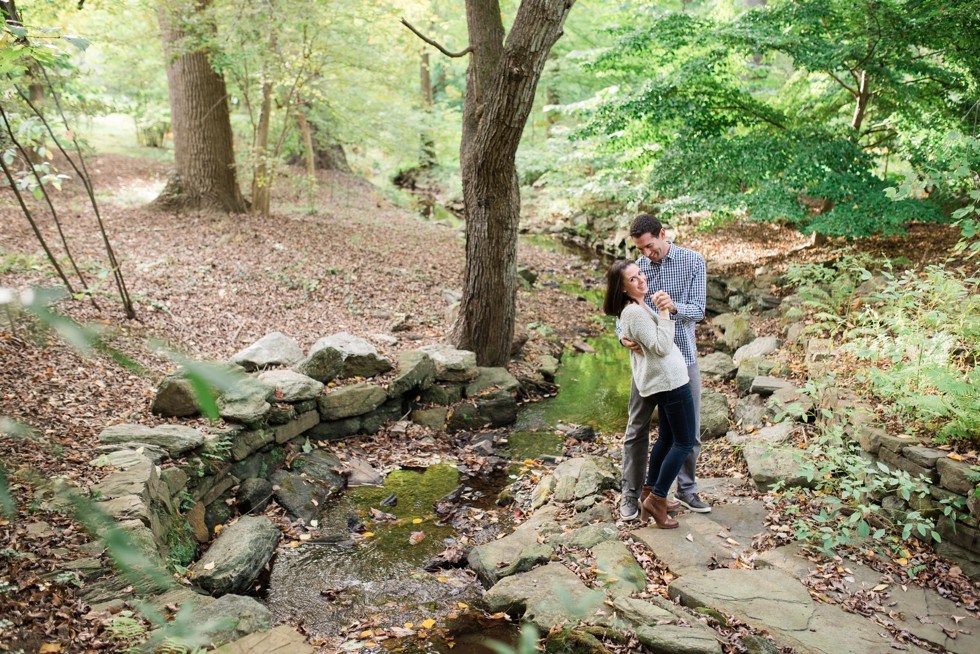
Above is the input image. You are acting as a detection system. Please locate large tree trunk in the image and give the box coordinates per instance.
[452,0,574,366]
[153,0,246,213]
[295,109,317,180]
[851,70,870,131]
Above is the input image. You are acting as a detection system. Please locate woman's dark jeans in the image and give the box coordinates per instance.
[644,382,697,497]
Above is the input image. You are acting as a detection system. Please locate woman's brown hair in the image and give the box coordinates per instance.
[603,259,634,318]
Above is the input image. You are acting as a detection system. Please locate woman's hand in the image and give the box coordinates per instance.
[652,290,674,318]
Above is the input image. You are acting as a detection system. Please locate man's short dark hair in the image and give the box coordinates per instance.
[629,213,663,239]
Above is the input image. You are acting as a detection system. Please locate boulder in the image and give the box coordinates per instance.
[592,541,646,598]
[98,424,206,457]
[768,387,813,422]
[733,394,768,430]
[735,358,776,395]
[720,315,755,353]
[733,337,781,366]
[465,367,521,397]
[151,374,200,418]
[699,391,729,440]
[743,444,812,491]
[230,332,304,371]
[309,332,392,379]
[181,594,272,647]
[295,344,344,383]
[698,352,737,382]
[418,344,479,382]
[237,478,273,514]
[214,625,315,654]
[483,562,604,630]
[750,376,795,396]
[270,451,346,522]
[410,407,448,430]
[256,370,323,402]
[317,383,387,420]
[536,354,559,381]
[192,516,280,595]
[420,382,464,406]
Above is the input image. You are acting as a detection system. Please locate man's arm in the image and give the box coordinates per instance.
[669,255,706,323]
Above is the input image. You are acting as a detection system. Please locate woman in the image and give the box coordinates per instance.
[603,260,696,528]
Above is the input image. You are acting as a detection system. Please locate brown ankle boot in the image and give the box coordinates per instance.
[643,494,679,529]
[641,485,679,511]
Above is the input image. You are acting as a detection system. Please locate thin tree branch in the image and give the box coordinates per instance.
[401,19,472,58]
[827,70,858,96]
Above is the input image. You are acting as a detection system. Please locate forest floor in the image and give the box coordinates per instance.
[0,153,975,652]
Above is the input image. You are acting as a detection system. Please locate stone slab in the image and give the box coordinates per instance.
[215,625,315,654]
[668,568,928,654]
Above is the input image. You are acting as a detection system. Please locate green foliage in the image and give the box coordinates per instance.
[166,517,198,570]
[783,252,876,337]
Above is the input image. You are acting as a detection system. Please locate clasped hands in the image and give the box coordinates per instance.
[620,291,676,353]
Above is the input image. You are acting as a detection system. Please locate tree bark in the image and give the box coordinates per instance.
[295,109,317,180]
[452,0,574,366]
[152,0,246,213]
[851,70,870,131]
[420,49,436,168]
[251,79,273,217]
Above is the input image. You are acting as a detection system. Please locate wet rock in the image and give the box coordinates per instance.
[192,516,280,595]
[270,450,346,521]
[98,424,206,457]
[565,425,597,442]
[256,370,323,402]
[476,389,518,427]
[230,332,304,371]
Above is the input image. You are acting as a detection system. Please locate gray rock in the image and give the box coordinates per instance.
[419,382,464,406]
[388,350,437,398]
[311,332,392,379]
[218,378,274,425]
[669,568,930,654]
[230,332,303,371]
[733,337,781,365]
[237,478,273,514]
[536,355,559,381]
[307,417,361,442]
[151,374,200,418]
[720,314,756,352]
[468,506,560,586]
[91,455,158,501]
[229,429,274,462]
[256,370,323,402]
[735,358,776,395]
[483,562,604,631]
[936,457,978,495]
[476,388,519,427]
[182,594,272,647]
[345,457,382,487]
[192,516,280,595]
[98,424,205,457]
[592,540,646,598]
[418,344,479,382]
[551,457,618,502]
[270,451,346,522]
[530,474,556,510]
[90,446,165,468]
[733,394,768,429]
[750,376,794,397]
[317,383,387,420]
[728,422,797,447]
[635,625,723,654]
[295,344,344,383]
[550,522,619,549]
[700,391,729,440]
[744,444,812,491]
[465,367,520,397]
[903,446,944,470]
[494,542,555,579]
[698,352,737,381]
[410,407,448,430]
[768,387,813,422]
[272,410,319,444]
[212,625,316,654]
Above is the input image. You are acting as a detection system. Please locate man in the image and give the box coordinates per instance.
[617,213,709,519]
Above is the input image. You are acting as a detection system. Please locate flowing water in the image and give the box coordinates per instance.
[266,235,632,651]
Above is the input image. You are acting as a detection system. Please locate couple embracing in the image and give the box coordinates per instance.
[603,214,709,528]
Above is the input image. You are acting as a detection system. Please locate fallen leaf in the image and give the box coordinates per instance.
[412,518,423,524]
[422,618,436,629]
[409,531,426,545]
[685,534,694,542]
[39,645,62,653]
[362,532,374,538]
[203,561,215,570]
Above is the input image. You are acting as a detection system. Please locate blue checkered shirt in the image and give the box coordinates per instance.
[616,243,706,366]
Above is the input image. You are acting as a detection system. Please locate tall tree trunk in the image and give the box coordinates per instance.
[251,79,273,217]
[452,0,574,366]
[295,109,317,180]
[420,49,436,168]
[153,0,246,213]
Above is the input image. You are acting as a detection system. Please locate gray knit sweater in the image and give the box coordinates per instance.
[620,302,690,397]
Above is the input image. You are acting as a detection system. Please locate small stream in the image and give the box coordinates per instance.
[266,233,630,651]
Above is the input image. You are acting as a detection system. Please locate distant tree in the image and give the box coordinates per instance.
[152,0,246,213]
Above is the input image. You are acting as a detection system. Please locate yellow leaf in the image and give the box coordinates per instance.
[412,518,423,524]
[405,622,413,629]
[947,453,963,461]
[457,602,468,609]
[39,645,63,653]
[289,541,300,548]
[422,618,436,629]
[360,630,374,639]
[872,584,889,591]
[896,557,908,565]
[362,532,374,538]
[437,576,449,583]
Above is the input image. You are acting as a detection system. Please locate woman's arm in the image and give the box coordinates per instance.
[621,304,676,356]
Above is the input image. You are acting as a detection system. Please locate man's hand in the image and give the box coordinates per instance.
[620,337,641,353]
[652,290,676,314]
